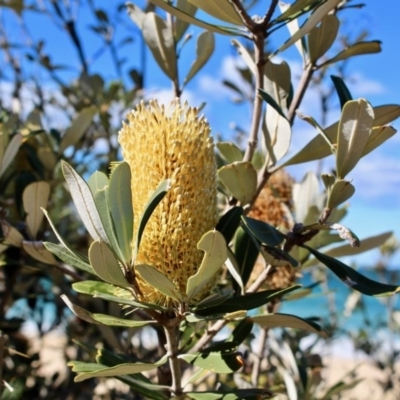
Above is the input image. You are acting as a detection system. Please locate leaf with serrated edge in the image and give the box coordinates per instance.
[135,264,182,302]
[336,99,374,178]
[70,355,168,382]
[23,241,56,265]
[61,295,154,327]
[251,313,326,337]
[59,106,96,154]
[141,13,176,80]
[184,31,214,85]
[108,162,134,264]
[89,241,129,287]
[61,161,109,243]
[218,162,257,205]
[186,230,227,300]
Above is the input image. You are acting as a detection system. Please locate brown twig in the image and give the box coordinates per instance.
[164,319,183,397]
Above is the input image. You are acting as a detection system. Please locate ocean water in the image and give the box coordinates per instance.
[280,268,400,335]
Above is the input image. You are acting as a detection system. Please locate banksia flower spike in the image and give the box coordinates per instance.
[118,100,219,306]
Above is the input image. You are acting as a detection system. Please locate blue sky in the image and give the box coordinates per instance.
[2,0,400,267]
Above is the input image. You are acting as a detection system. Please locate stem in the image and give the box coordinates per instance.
[164,321,183,397]
[0,332,5,397]
[251,327,268,385]
[191,265,272,354]
[243,32,265,163]
[167,12,181,98]
[287,64,314,125]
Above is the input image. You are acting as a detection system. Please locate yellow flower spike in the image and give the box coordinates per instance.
[118,100,219,306]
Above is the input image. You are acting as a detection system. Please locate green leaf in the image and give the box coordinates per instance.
[226,249,244,294]
[336,99,374,178]
[95,348,169,399]
[184,31,215,85]
[135,264,183,302]
[321,40,382,67]
[186,389,274,399]
[362,125,397,157]
[194,285,301,316]
[218,162,257,205]
[139,1,242,36]
[69,355,168,382]
[89,240,129,287]
[0,132,22,178]
[216,142,243,164]
[22,240,57,265]
[251,313,326,337]
[194,291,233,311]
[179,351,243,373]
[227,317,254,345]
[87,171,126,262]
[188,0,243,25]
[278,0,341,53]
[44,242,94,274]
[134,179,170,258]
[281,105,400,166]
[59,106,96,154]
[216,206,243,244]
[292,172,320,224]
[308,14,339,63]
[187,230,227,300]
[23,181,50,238]
[108,162,134,264]
[331,75,353,110]
[94,292,169,312]
[275,0,322,23]
[260,246,299,267]
[175,0,197,41]
[305,232,393,267]
[141,12,176,80]
[303,245,400,296]
[241,216,286,247]
[233,226,259,288]
[61,295,154,327]
[297,112,335,151]
[259,89,287,121]
[72,280,117,296]
[61,161,109,243]
[263,103,291,166]
[327,179,355,209]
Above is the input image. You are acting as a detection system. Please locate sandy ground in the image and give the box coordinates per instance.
[24,329,400,399]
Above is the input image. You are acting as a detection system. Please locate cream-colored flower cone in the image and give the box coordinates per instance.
[118,100,218,305]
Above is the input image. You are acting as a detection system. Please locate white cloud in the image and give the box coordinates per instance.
[348,72,385,96]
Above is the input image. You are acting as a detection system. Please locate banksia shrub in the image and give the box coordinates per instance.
[118,100,219,305]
